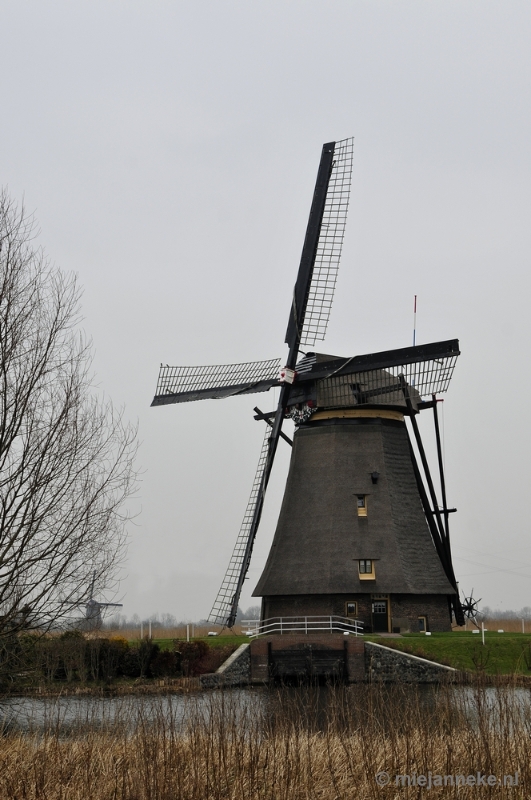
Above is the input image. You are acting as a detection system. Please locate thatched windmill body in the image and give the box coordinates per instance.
[152,139,463,634]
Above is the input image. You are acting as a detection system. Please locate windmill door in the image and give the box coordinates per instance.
[372,600,389,633]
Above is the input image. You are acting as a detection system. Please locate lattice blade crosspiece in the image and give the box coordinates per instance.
[151,358,281,406]
[208,426,271,627]
[285,138,354,352]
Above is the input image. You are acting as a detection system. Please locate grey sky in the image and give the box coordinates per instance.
[2,1,531,619]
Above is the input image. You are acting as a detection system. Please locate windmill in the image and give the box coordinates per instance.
[82,571,123,631]
[152,138,464,634]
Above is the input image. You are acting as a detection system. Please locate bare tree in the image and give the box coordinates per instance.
[0,190,137,635]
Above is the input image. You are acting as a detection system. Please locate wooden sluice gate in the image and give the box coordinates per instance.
[250,635,365,684]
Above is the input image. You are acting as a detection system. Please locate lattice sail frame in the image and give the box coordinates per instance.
[301,137,354,348]
[392,355,458,398]
[154,358,280,400]
[315,355,459,409]
[208,426,271,626]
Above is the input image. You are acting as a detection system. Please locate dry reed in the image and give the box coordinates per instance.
[457,618,530,634]
[0,682,529,798]
[104,625,247,641]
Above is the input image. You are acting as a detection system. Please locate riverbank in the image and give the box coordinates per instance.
[1,677,202,698]
[4,631,531,696]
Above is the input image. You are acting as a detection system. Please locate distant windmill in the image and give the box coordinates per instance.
[82,572,123,631]
[152,138,464,634]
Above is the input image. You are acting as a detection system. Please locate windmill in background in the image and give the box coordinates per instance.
[152,138,464,636]
[82,571,123,631]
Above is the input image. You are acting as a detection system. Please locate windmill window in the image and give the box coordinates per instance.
[346,601,357,616]
[359,559,375,580]
[357,495,367,517]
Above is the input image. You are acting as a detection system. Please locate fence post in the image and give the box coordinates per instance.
[280,618,283,635]
[186,624,190,642]
[305,617,308,634]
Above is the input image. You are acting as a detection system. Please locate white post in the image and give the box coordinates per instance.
[280,618,283,635]
[482,621,485,646]
[149,620,152,639]
[140,622,143,639]
[330,615,332,632]
[523,619,525,634]
[186,623,190,642]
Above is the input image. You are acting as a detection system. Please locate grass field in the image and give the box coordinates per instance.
[365,631,531,675]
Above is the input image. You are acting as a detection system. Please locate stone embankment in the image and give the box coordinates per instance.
[200,643,251,688]
[365,641,456,682]
[201,638,458,686]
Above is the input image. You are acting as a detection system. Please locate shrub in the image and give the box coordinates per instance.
[177,641,209,676]
[150,651,180,677]
[121,641,159,678]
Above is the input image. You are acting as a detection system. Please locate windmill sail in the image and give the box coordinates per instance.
[208,425,270,626]
[152,358,281,406]
[300,137,354,347]
[287,340,461,407]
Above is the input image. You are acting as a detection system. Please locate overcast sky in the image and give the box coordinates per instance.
[2,1,531,620]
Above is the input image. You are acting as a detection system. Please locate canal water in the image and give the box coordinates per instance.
[2,684,531,737]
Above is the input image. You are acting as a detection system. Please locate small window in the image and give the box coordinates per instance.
[357,495,367,517]
[359,559,375,580]
[346,601,357,616]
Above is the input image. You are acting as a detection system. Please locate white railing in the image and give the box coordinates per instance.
[241,619,260,634]
[246,615,364,638]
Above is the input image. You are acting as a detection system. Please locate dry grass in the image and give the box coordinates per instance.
[0,682,529,798]
[482,618,529,634]
[454,618,530,634]
[105,625,246,641]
